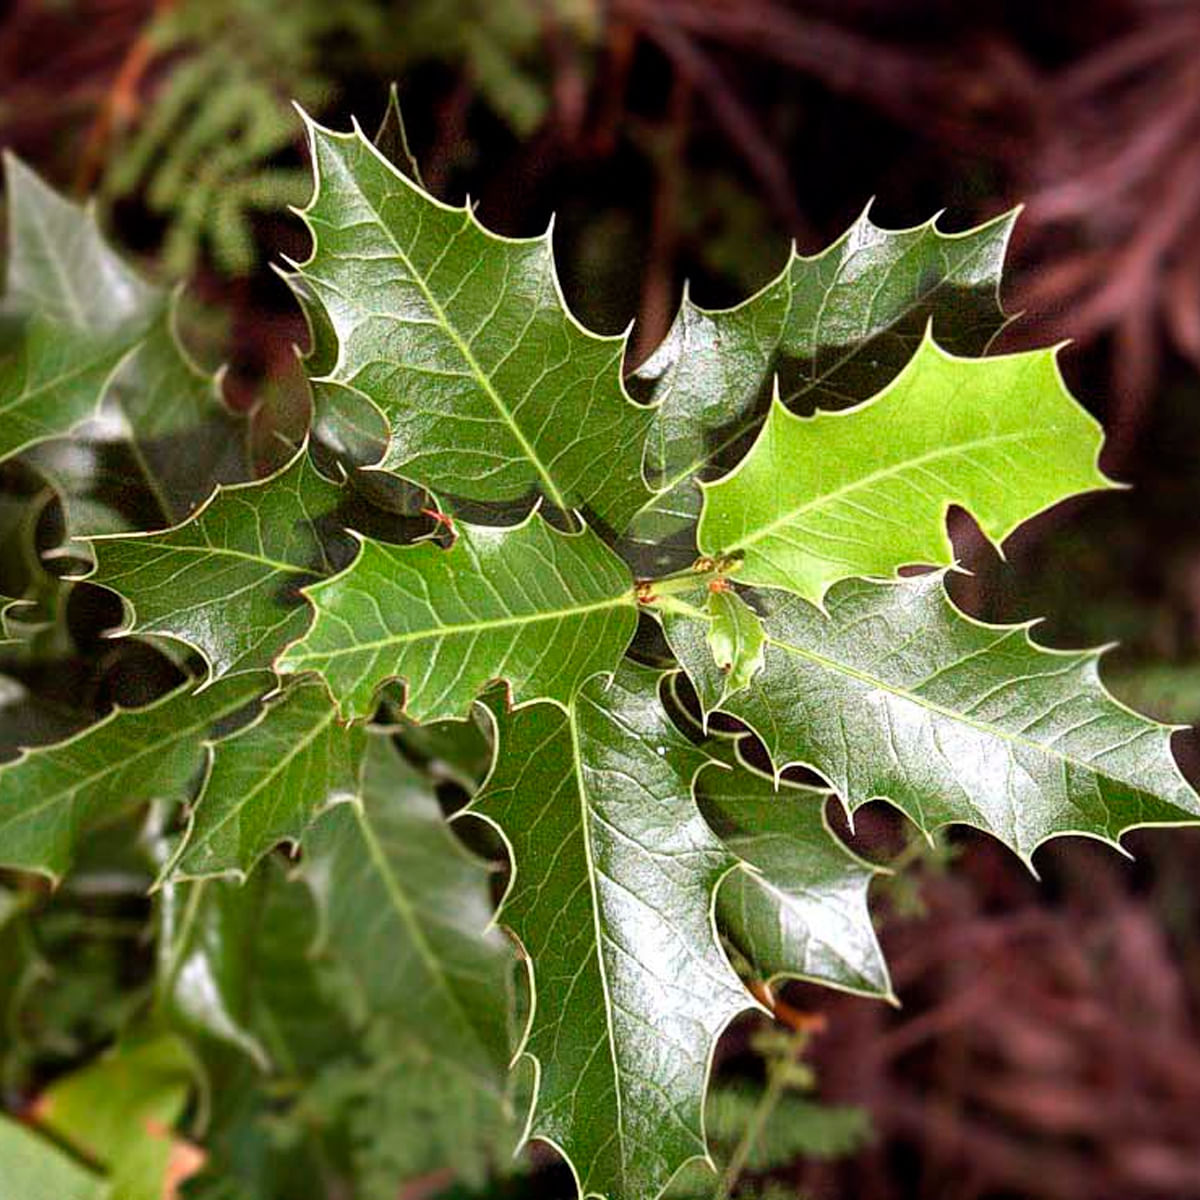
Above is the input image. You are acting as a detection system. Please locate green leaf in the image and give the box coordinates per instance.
[722,574,1200,863]
[35,1033,198,1200]
[292,115,654,534]
[661,586,766,719]
[623,208,1017,573]
[156,857,350,1075]
[697,763,890,999]
[302,733,513,1083]
[77,293,249,527]
[0,1114,107,1200]
[0,155,159,466]
[0,672,268,881]
[1,156,247,498]
[171,677,367,880]
[468,662,750,1200]
[278,513,637,722]
[697,335,1111,602]
[88,448,349,678]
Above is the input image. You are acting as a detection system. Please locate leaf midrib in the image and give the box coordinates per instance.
[286,593,636,663]
[0,682,259,838]
[180,693,343,869]
[336,175,572,512]
[99,537,311,579]
[351,801,495,1069]
[567,696,629,1192]
[767,631,1159,801]
[720,427,1050,553]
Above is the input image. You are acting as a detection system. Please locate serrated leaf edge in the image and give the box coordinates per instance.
[635,202,1023,502]
[287,108,653,514]
[696,326,1116,608]
[159,677,362,887]
[460,668,768,1200]
[77,441,341,683]
[0,672,268,885]
[701,750,896,1005]
[275,503,640,723]
[726,571,1199,872]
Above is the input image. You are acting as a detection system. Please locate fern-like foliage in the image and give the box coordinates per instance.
[101,0,598,275]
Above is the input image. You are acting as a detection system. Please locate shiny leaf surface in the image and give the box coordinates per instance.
[171,678,367,880]
[302,733,512,1082]
[294,116,654,534]
[0,672,267,880]
[89,449,348,678]
[697,763,890,999]
[278,514,637,721]
[469,662,750,1200]
[723,574,1200,862]
[624,208,1017,573]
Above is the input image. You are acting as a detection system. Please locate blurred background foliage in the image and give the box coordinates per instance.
[3,0,1200,1197]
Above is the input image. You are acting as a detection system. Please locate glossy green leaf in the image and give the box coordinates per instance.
[157,856,349,1075]
[468,662,750,1200]
[0,1114,107,1200]
[292,115,654,534]
[697,763,890,999]
[171,678,367,881]
[88,448,348,678]
[0,154,158,464]
[0,672,267,881]
[1,157,247,502]
[278,513,637,722]
[302,733,512,1082]
[697,335,1111,602]
[624,208,1017,573]
[723,574,1200,863]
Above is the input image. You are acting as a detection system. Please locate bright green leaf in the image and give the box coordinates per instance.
[0,1114,107,1200]
[292,115,654,534]
[35,1033,198,1200]
[723,574,1200,863]
[278,513,637,722]
[661,586,767,718]
[697,335,1111,602]
[468,662,750,1200]
[624,208,1017,573]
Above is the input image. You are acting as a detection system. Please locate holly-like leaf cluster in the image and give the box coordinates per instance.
[1,103,1197,1200]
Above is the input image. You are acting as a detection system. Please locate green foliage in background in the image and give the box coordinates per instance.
[0,93,1197,1200]
[101,0,600,275]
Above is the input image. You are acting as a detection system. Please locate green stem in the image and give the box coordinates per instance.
[715,1065,790,1200]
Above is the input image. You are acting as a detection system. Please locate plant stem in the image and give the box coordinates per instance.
[715,1062,790,1200]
